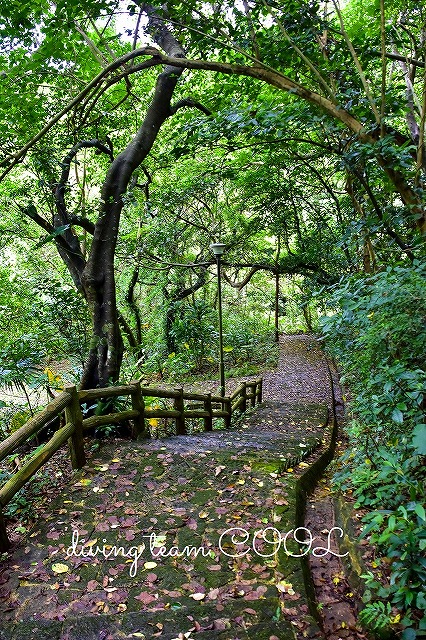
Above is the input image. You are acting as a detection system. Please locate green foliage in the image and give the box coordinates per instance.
[139,295,278,382]
[0,255,90,369]
[0,446,50,522]
[358,600,393,632]
[321,261,426,635]
[0,334,45,393]
[222,311,277,370]
[0,403,27,441]
[321,261,426,450]
[335,448,424,512]
[169,299,216,370]
[360,502,426,633]
[362,503,426,600]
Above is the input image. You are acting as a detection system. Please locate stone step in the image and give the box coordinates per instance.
[0,596,321,639]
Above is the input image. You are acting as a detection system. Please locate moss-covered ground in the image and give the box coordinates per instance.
[0,333,336,640]
[0,401,331,640]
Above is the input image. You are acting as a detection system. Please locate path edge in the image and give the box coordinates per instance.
[295,408,338,627]
[294,358,340,628]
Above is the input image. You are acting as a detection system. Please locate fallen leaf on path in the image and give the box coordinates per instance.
[135,591,157,604]
[51,563,69,574]
[87,580,99,591]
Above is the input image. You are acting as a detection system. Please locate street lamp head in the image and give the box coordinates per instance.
[209,242,226,256]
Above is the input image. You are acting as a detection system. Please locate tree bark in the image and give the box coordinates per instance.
[79,7,187,389]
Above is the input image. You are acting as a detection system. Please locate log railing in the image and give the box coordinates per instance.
[0,377,262,552]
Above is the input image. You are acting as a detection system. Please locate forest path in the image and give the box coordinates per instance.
[0,335,334,640]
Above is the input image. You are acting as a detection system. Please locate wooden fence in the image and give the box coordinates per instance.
[0,378,262,552]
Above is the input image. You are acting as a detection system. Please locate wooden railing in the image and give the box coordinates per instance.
[0,377,262,552]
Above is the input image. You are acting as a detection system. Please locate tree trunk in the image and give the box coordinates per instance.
[79,9,187,389]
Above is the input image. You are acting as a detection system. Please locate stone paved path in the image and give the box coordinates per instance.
[0,336,333,640]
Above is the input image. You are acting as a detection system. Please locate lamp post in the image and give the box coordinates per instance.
[210,243,226,398]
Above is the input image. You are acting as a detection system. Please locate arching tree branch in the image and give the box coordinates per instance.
[222,266,262,290]
[170,98,212,115]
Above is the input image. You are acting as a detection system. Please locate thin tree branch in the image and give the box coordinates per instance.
[131,7,144,55]
[55,140,114,223]
[74,20,109,67]
[222,266,262,290]
[262,0,336,100]
[21,204,82,259]
[0,49,159,179]
[370,50,425,69]
[352,168,415,259]
[170,98,211,115]
[88,16,118,61]
[332,0,380,123]
[242,0,261,60]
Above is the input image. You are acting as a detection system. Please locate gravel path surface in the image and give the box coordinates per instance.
[185,334,332,410]
[262,334,331,407]
[142,333,331,455]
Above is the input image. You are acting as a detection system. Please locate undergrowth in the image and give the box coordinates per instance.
[320,261,426,638]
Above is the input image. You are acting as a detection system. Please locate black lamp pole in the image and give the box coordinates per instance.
[210,243,226,398]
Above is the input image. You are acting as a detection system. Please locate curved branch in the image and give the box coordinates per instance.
[55,139,114,224]
[222,266,262,290]
[4,46,423,230]
[170,98,211,115]
[3,45,409,184]
[22,204,87,288]
[222,260,335,284]
[169,266,208,303]
[78,76,134,130]
[0,48,160,179]
[68,215,96,235]
[95,50,372,139]
[53,139,113,264]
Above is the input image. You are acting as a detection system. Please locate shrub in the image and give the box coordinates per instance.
[320,261,426,635]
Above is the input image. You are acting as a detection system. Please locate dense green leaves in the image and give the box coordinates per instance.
[322,262,426,634]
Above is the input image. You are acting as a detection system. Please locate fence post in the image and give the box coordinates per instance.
[174,388,186,435]
[0,510,10,552]
[249,382,256,408]
[130,380,149,439]
[204,393,213,432]
[65,384,86,470]
[241,381,247,413]
[224,397,232,429]
[257,378,263,404]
